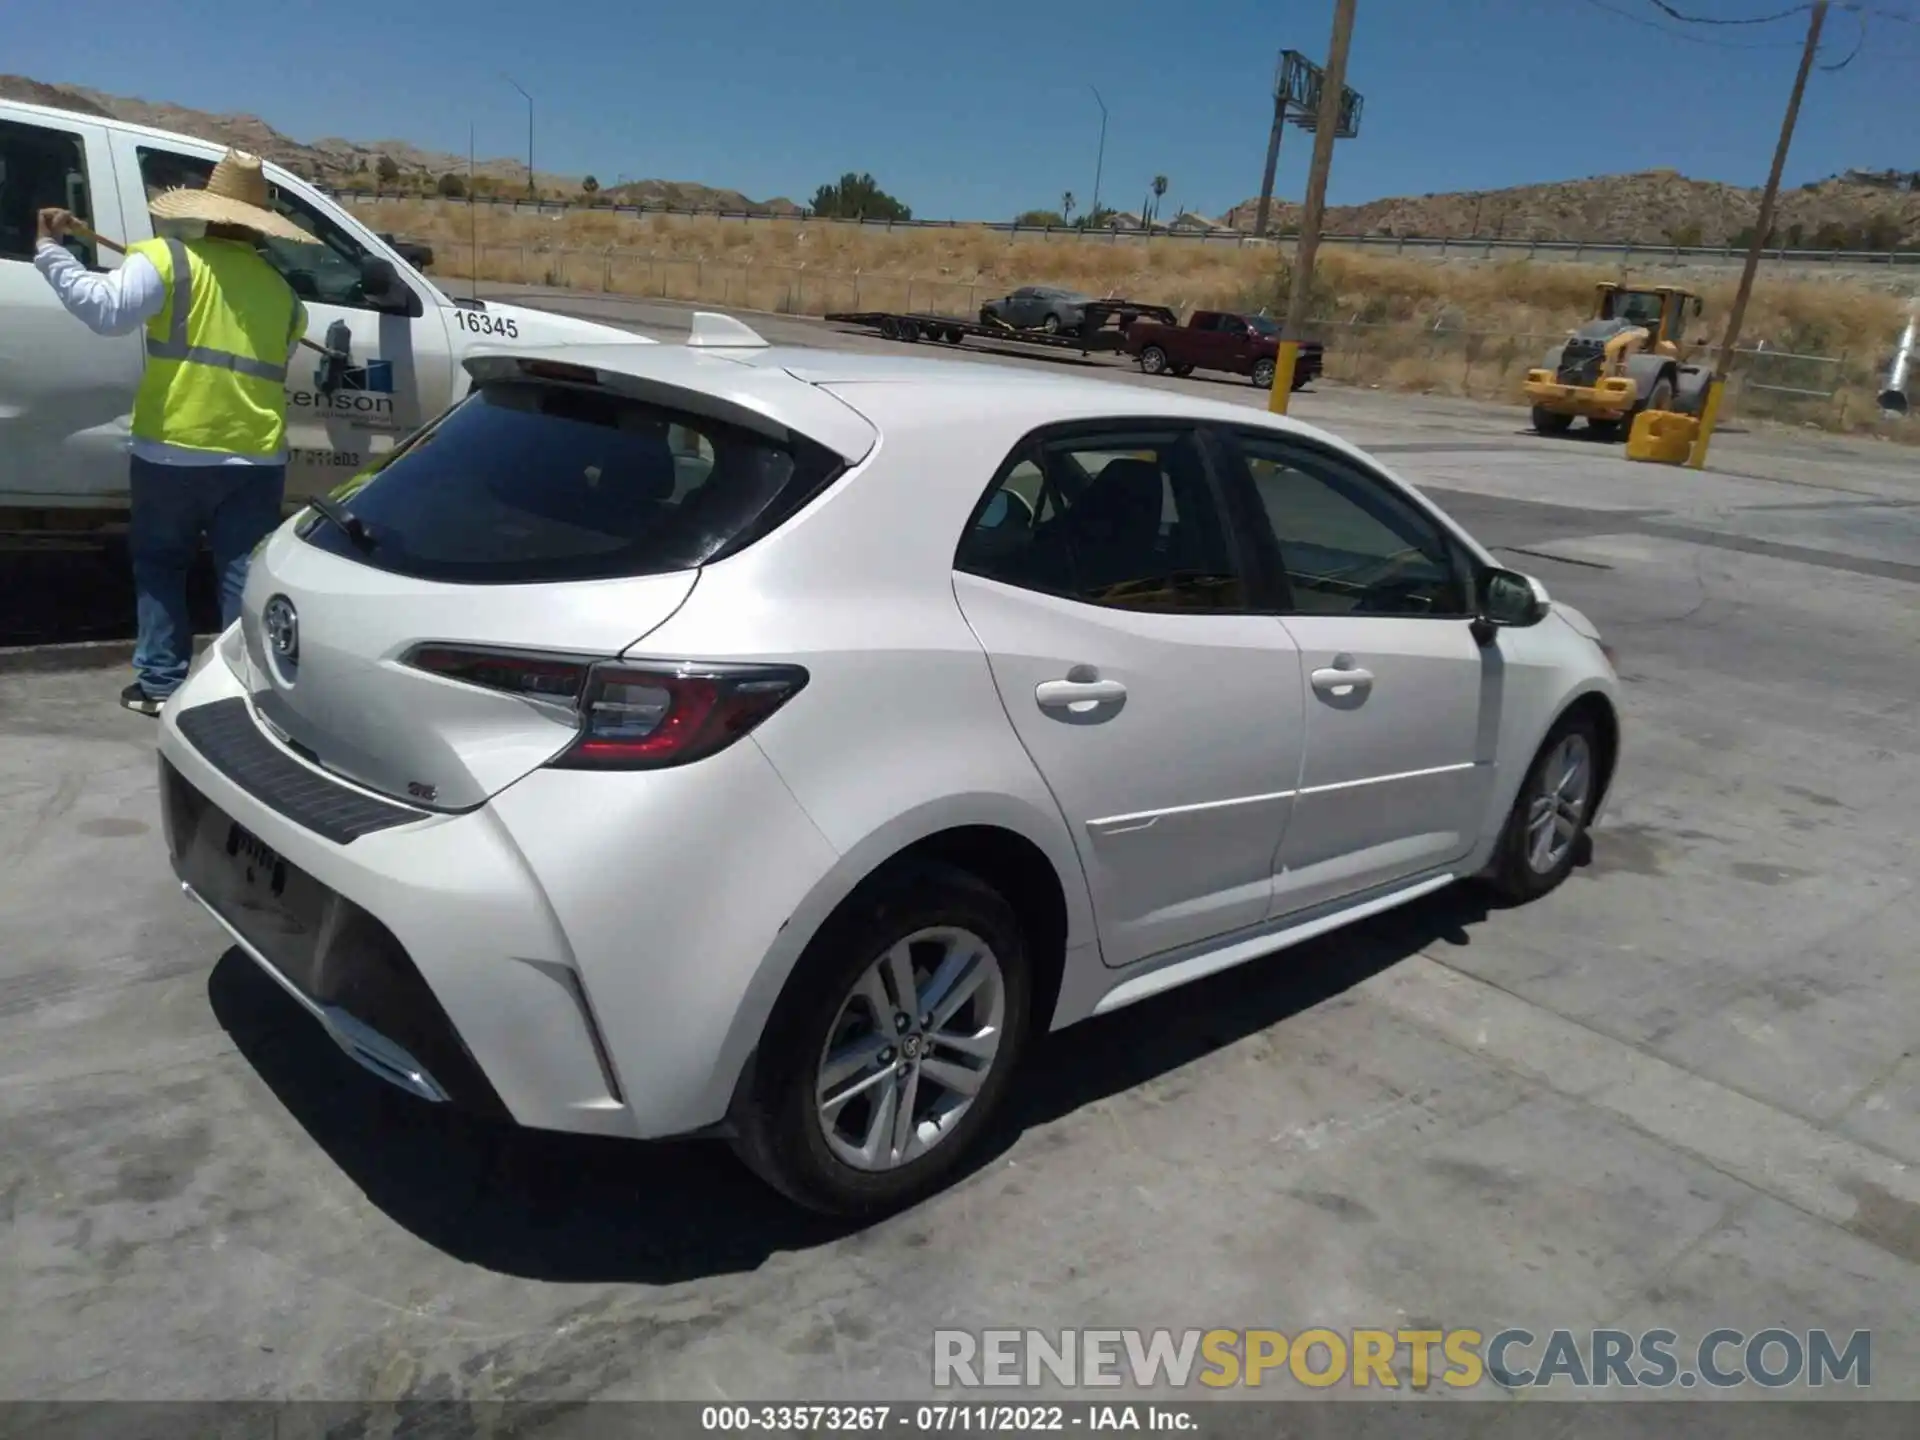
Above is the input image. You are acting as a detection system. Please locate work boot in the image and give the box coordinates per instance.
[120,683,164,717]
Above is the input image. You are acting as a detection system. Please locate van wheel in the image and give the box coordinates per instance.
[730,863,1031,1217]
[1483,713,1601,903]
[1139,345,1170,376]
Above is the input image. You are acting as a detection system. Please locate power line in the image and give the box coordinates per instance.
[1572,0,1813,42]
[1573,0,1811,44]
[1818,5,1867,65]
[1644,0,1814,24]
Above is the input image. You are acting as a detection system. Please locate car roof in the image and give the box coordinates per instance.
[5,97,260,158]
[476,337,1357,462]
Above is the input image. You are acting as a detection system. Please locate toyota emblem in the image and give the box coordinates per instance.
[264,595,299,662]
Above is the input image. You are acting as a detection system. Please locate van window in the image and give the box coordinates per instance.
[136,146,402,312]
[0,119,98,267]
[297,380,846,584]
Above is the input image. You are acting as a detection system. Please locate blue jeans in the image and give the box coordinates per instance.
[128,455,286,699]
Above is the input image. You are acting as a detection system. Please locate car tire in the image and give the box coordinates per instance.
[730,862,1032,1217]
[1252,357,1277,390]
[1531,406,1574,436]
[1483,712,1602,904]
[1042,313,1063,334]
[1139,345,1170,376]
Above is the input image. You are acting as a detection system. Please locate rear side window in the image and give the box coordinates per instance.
[298,381,842,583]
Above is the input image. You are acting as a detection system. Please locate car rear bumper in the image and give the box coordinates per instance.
[155,645,839,1140]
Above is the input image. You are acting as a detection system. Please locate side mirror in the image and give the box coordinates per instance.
[313,319,352,395]
[359,256,410,310]
[1471,567,1549,645]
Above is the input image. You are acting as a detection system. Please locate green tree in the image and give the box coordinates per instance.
[1061,190,1076,222]
[1150,174,1169,225]
[1860,214,1903,251]
[582,174,600,197]
[375,154,401,186]
[810,172,912,221]
[1663,222,1704,248]
[436,171,467,199]
[1014,209,1067,227]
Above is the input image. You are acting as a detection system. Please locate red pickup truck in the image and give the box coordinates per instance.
[1122,310,1325,391]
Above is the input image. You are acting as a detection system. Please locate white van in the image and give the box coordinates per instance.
[0,99,653,531]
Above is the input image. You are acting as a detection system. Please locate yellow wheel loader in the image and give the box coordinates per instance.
[1524,283,1713,440]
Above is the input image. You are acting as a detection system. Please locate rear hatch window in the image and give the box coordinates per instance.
[299,380,843,583]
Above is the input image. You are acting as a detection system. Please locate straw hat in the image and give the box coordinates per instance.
[147,149,313,244]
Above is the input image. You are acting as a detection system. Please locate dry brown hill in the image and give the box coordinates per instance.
[1226,168,1920,250]
[0,75,802,213]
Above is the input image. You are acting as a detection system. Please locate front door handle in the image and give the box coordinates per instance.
[1310,662,1374,698]
[1036,677,1128,709]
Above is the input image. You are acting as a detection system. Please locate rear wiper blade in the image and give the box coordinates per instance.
[304,494,375,553]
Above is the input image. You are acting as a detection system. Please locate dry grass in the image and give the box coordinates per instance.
[353,198,1914,435]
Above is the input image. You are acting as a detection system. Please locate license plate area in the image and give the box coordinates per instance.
[163,757,329,995]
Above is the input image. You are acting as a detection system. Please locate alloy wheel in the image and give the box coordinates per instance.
[815,927,1007,1172]
[1525,732,1592,874]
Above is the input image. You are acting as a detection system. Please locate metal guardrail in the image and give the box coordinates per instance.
[324,187,1920,267]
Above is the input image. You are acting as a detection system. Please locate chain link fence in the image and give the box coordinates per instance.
[445,244,1869,428]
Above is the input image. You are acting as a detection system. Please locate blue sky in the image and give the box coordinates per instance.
[13,0,1916,219]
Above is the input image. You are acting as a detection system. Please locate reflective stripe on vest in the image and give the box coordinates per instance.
[144,238,291,383]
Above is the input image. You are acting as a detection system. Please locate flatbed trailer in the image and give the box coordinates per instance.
[824,299,1179,356]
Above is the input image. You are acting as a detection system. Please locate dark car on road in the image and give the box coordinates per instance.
[980,286,1094,335]
[378,233,434,271]
[1123,309,1324,391]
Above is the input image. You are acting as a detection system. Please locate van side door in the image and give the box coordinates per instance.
[0,110,135,508]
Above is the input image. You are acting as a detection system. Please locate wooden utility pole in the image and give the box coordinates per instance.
[1690,0,1826,468]
[1270,0,1356,414]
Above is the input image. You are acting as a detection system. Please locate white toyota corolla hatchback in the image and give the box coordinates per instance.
[156,316,1620,1215]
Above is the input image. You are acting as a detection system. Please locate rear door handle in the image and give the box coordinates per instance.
[1310,664,1374,696]
[1036,678,1128,708]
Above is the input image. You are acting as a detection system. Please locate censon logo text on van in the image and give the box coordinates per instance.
[290,357,399,424]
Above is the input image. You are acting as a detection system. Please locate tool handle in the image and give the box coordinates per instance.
[65,221,337,358]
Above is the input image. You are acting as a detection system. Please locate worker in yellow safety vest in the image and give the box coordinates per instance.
[36,149,311,715]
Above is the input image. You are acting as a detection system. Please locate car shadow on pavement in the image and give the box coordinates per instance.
[208,880,1506,1285]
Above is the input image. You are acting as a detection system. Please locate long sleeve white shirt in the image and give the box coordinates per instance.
[35,239,305,467]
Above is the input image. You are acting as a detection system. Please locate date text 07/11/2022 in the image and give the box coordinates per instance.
[699,1404,1196,1432]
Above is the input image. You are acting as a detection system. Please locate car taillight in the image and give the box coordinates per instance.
[553,664,808,770]
[409,644,591,702]
[405,645,807,769]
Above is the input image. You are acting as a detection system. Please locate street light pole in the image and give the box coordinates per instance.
[1689,0,1827,469]
[1270,0,1356,415]
[503,74,535,199]
[1089,87,1108,227]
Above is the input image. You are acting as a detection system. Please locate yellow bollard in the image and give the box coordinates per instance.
[1687,378,1726,470]
[1626,409,1698,465]
[1269,341,1301,415]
